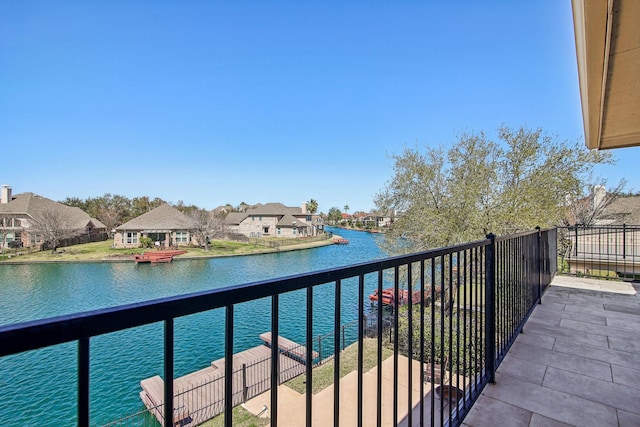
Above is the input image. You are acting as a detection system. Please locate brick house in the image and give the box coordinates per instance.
[113,203,196,248]
[0,185,107,249]
[224,202,324,238]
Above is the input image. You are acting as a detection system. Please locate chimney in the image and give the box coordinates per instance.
[301,202,307,214]
[593,185,606,210]
[1,185,11,204]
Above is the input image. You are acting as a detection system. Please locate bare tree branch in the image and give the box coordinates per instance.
[28,211,84,253]
[188,209,225,251]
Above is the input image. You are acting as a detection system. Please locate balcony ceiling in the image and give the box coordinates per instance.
[572,0,640,150]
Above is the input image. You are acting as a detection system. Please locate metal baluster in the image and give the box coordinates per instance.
[306,286,313,427]
[164,319,174,427]
[78,337,90,427]
[334,279,341,427]
[271,296,279,426]
[225,307,233,427]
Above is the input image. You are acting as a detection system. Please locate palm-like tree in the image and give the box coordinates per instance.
[306,199,318,214]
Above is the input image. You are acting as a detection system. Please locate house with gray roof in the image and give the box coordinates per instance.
[0,185,107,249]
[224,202,324,238]
[113,203,196,248]
[594,194,640,225]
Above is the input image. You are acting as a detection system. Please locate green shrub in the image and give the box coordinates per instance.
[139,237,154,248]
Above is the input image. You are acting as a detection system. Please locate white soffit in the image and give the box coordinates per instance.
[572,0,640,150]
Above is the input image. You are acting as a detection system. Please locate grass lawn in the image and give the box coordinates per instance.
[285,337,394,395]
[199,406,269,427]
[457,282,485,308]
[0,239,276,263]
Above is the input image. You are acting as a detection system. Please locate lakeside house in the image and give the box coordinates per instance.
[0,185,107,250]
[337,211,394,228]
[113,203,197,248]
[224,202,324,238]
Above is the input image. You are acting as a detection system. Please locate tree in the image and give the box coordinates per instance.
[28,210,84,253]
[375,125,613,254]
[131,196,165,219]
[188,209,225,251]
[306,199,318,214]
[327,207,343,224]
[61,197,87,212]
[96,194,131,233]
[173,200,199,215]
[0,217,9,256]
[343,205,350,214]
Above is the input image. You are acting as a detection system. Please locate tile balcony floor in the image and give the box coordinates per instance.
[462,276,640,427]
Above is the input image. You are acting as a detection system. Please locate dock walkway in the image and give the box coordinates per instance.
[140,334,312,425]
[259,331,319,362]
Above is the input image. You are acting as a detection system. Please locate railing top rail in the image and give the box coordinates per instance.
[0,237,490,357]
[561,224,640,230]
[494,228,553,243]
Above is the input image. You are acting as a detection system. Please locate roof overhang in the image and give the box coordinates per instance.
[572,0,640,150]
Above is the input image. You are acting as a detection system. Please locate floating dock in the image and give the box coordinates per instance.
[134,250,186,263]
[140,334,313,425]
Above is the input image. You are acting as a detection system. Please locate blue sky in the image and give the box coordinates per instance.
[1,1,638,213]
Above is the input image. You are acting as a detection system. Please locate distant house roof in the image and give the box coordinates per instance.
[89,217,107,229]
[116,204,194,231]
[597,195,640,225]
[212,205,233,215]
[277,213,308,228]
[223,202,319,227]
[0,192,104,230]
[224,212,249,225]
[247,203,301,216]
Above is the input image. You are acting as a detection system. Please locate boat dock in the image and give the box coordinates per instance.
[140,333,313,425]
[134,250,186,264]
[259,332,319,362]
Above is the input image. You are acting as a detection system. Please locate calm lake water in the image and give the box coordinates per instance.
[0,228,386,425]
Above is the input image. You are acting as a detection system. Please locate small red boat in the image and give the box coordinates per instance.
[369,288,398,305]
[134,250,186,264]
[369,287,441,306]
[333,238,349,245]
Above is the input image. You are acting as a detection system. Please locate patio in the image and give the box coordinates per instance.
[462,275,640,427]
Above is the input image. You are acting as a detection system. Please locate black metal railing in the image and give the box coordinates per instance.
[493,228,557,367]
[0,228,556,426]
[558,224,640,280]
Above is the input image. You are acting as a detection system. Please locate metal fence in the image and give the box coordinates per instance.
[558,225,640,280]
[0,228,556,427]
[494,228,557,366]
[101,315,386,427]
[41,231,110,251]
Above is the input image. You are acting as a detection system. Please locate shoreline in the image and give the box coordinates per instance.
[0,235,341,266]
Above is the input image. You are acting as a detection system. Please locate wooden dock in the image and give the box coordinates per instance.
[259,332,319,362]
[140,334,312,425]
